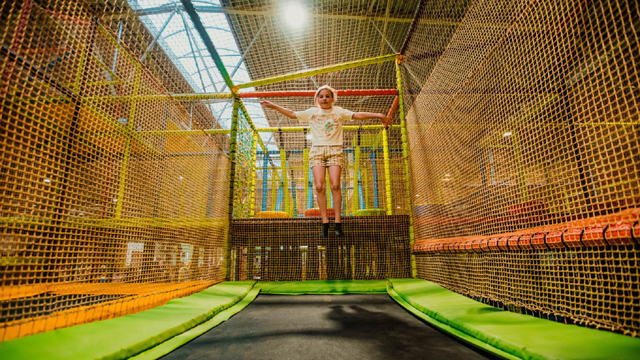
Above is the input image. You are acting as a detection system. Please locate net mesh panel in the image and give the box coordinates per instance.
[235,93,411,281]
[250,94,407,216]
[0,0,417,340]
[232,104,255,219]
[2,0,637,343]
[221,0,419,91]
[0,0,230,340]
[232,216,411,281]
[404,0,640,336]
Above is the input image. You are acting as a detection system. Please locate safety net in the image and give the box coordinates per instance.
[0,0,415,340]
[0,0,639,346]
[404,0,639,336]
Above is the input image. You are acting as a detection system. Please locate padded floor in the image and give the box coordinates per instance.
[162,294,493,360]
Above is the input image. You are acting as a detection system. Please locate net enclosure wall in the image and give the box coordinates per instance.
[229,92,413,282]
[0,0,232,341]
[404,0,640,336]
[0,0,417,341]
[1,0,639,346]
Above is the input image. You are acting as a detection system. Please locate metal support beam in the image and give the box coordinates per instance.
[180,11,210,93]
[112,20,124,73]
[277,21,318,89]
[77,89,397,102]
[180,0,234,90]
[382,127,392,215]
[140,8,177,62]
[120,4,415,23]
[225,99,239,279]
[138,124,400,136]
[220,20,267,93]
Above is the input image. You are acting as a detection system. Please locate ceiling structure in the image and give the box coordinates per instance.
[126,0,421,149]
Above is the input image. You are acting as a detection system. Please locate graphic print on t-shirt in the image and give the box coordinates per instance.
[316,113,338,138]
[295,106,354,146]
[324,119,335,137]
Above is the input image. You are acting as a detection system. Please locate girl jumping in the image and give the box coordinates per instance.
[261,85,391,237]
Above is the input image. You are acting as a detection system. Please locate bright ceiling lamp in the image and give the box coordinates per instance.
[283,1,307,29]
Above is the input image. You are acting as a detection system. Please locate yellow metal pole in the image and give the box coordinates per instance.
[396,59,416,277]
[235,54,400,90]
[303,148,310,210]
[115,65,141,219]
[249,132,258,217]
[136,124,400,136]
[271,172,278,211]
[224,99,240,280]
[382,128,392,215]
[352,141,361,214]
[363,164,370,209]
[83,92,233,103]
[280,149,288,214]
[396,60,414,239]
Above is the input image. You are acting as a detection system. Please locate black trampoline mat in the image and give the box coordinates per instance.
[161,294,494,360]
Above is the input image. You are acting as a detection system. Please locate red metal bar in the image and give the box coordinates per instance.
[387,96,400,118]
[238,89,398,98]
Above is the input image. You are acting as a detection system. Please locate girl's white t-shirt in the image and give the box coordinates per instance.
[295,106,354,146]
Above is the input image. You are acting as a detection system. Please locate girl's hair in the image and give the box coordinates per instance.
[314,85,337,107]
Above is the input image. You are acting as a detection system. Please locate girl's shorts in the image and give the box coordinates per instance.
[310,145,343,168]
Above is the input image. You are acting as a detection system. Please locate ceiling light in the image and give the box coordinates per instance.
[43,178,51,184]
[284,2,307,29]
[503,132,512,137]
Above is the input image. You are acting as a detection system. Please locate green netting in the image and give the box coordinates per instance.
[257,280,388,294]
[0,281,255,360]
[388,279,640,360]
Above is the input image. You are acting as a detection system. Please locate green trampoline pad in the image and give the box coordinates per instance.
[257,280,388,294]
[0,281,256,360]
[388,278,640,360]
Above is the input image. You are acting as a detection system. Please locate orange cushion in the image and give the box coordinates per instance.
[255,211,290,219]
[304,208,335,217]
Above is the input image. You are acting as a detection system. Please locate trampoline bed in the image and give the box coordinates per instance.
[161,294,492,360]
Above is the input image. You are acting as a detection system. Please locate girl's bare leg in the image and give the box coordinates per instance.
[328,165,342,223]
[312,166,329,223]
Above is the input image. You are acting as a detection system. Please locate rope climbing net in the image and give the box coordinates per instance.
[403,0,639,336]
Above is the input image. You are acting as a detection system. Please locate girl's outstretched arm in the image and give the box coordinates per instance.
[260,100,297,119]
[352,112,392,128]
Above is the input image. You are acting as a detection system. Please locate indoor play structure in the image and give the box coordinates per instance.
[0,0,639,358]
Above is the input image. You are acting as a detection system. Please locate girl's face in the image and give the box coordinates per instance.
[316,89,335,109]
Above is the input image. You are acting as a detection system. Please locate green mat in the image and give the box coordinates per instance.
[388,278,640,360]
[257,280,388,294]
[5,279,640,360]
[0,281,256,360]
[131,286,261,360]
[353,209,386,216]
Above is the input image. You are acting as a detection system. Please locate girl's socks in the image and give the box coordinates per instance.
[335,222,344,237]
[321,222,330,238]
